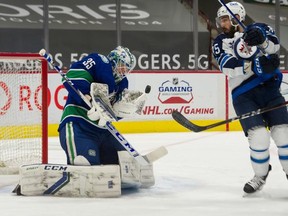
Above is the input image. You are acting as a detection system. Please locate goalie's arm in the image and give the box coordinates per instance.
[62,70,92,105]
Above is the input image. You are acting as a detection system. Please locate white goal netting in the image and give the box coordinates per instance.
[0,54,48,174]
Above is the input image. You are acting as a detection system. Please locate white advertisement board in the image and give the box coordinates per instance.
[48,71,226,123]
[2,70,287,130]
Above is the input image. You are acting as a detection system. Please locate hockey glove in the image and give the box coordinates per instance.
[113,89,147,118]
[87,102,115,126]
[87,106,100,121]
[243,25,266,46]
[252,54,280,75]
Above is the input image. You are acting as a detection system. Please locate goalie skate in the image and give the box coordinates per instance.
[243,165,272,194]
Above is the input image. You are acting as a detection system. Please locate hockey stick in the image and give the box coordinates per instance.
[39,49,166,165]
[172,100,288,132]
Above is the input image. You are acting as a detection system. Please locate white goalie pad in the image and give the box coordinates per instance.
[15,164,121,198]
[118,151,155,188]
[113,89,147,118]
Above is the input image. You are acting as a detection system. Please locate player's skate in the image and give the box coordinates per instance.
[243,165,272,194]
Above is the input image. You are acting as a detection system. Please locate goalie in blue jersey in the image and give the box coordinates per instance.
[13,46,155,197]
[213,1,288,194]
[58,46,148,168]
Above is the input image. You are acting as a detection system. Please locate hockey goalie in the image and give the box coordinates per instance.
[14,46,167,198]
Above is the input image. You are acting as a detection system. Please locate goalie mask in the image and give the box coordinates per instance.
[107,46,136,83]
[216,1,246,28]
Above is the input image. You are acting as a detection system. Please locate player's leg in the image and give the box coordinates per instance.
[233,93,271,193]
[271,124,288,178]
[118,151,155,188]
[59,122,101,165]
[99,130,126,165]
[265,99,288,179]
[100,132,155,188]
[244,127,271,193]
[262,85,288,179]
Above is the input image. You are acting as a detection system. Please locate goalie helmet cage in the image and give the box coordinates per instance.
[0,52,48,174]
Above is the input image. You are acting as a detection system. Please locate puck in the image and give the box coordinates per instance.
[145,85,151,94]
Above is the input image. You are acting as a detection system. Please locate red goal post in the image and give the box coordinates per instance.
[0,52,48,174]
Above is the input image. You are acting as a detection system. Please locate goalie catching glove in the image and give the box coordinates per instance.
[113,89,147,118]
[87,83,147,125]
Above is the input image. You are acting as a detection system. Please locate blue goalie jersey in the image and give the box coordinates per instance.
[58,53,128,132]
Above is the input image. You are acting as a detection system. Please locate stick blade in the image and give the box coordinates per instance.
[143,146,168,163]
[172,111,204,132]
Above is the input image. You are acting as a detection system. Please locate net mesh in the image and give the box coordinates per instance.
[0,57,44,174]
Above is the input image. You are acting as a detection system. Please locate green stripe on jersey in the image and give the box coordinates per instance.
[64,69,94,83]
[60,104,99,126]
[67,122,76,163]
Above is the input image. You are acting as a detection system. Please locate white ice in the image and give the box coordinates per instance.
[1,131,288,216]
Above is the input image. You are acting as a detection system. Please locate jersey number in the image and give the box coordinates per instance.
[213,44,221,55]
[83,58,96,70]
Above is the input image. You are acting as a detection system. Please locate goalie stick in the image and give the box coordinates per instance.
[172,100,288,132]
[39,49,166,165]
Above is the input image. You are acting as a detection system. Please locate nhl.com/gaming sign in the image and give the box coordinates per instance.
[158,78,193,104]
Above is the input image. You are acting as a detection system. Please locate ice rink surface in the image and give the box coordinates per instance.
[1,131,288,216]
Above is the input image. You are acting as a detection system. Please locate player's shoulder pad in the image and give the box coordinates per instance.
[88,53,110,64]
[212,33,228,57]
[213,33,231,49]
[247,22,275,35]
[213,33,227,44]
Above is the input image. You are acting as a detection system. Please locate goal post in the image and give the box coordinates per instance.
[0,52,48,174]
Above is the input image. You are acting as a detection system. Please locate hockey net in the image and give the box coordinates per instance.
[0,53,48,174]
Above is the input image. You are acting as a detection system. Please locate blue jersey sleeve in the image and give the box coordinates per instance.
[66,53,128,105]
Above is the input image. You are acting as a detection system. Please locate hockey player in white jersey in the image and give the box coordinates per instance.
[213,1,288,193]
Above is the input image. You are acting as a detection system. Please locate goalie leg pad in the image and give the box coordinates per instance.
[118,151,155,189]
[17,164,121,198]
